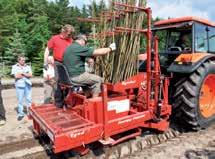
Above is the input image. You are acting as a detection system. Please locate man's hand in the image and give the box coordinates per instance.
[21,72,32,78]
[21,73,27,77]
[109,43,116,51]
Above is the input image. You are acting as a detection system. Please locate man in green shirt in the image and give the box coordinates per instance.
[63,34,116,97]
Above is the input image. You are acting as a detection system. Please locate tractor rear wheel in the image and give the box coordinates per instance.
[171,60,215,130]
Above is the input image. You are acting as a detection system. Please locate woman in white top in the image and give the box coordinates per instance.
[43,56,55,104]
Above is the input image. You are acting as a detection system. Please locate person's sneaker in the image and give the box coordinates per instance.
[17,116,24,121]
[55,103,63,108]
[0,119,6,126]
[23,106,28,114]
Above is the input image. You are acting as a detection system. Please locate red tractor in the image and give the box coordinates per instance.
[29,3,215,155]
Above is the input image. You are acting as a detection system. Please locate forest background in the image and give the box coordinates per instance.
[0,0,159,76]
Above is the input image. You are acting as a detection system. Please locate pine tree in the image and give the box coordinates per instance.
[79,5,91,34]
[0,0,20,54]
[2,29,26,76]
[24,0,51,76]
[4,29,26,65]
[47,0,72,34]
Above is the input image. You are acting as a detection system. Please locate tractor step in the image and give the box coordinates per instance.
[99,128,141,146]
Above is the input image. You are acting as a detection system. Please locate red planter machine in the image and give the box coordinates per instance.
[29,2,171,155]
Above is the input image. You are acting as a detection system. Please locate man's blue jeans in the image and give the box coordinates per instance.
[16,84,32,117]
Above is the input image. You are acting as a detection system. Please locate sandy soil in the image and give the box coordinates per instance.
[0,88,44,144]
[127,125,215,159]
[0,87,215,159]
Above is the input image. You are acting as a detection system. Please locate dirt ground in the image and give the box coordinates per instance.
[128,124,215,159]
[1,87,215,159]
[0,87,44,144]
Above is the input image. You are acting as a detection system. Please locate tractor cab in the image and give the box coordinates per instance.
[152,17,215,70]
[152,17,215,129]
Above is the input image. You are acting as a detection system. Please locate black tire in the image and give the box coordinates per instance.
[171,60,215,130]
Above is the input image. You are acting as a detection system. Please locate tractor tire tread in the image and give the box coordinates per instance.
[171,59,215,130]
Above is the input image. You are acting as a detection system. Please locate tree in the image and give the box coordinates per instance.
[98,0,106,12]
[46,0,72,34]
[0,0,21,54]
[79,5,92,34]
[0,0,152,77]
[2,29,26,76]
[88,0,99,17]
[4,29,26,65]
[24,0,51,75]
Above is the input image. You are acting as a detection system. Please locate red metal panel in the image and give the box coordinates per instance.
[54,125,103,153]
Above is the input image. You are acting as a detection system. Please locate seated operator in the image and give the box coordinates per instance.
[175,33,191,51]
[63,34,116,98]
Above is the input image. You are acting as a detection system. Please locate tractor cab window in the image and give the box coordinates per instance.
[168,31,192,52]
[175,33,192,50]
[156,30,167,52]
[209,26,215,53]
[154,27,192,53]
[168,31,180,49]
[154,24,192,69]
[195,23,208,52]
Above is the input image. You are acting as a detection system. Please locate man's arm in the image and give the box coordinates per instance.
[44,47,50,64]
[13,72,32,81]
[93,48,112,56]
[22,66,33,78]
[11,65,22,79]
[14,73,24,79]
[22,72,32,78]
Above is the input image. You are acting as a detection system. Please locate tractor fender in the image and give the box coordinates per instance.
[167,53,215,73]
